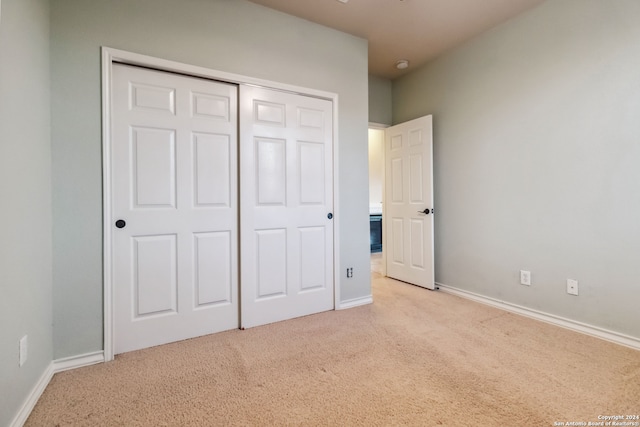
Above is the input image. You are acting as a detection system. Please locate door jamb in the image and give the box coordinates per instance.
[101,47,340,362]
[368,123,388,276]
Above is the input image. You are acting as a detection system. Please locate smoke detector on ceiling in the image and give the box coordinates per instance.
[396,60,409,70]
[336,0,349,3]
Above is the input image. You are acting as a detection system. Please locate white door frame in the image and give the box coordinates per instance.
[101,47,341,362]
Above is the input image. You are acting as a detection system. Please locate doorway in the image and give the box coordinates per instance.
[368,117,434,289]
[384,116,434,289]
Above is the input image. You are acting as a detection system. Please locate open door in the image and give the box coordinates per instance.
[384,115,434,289]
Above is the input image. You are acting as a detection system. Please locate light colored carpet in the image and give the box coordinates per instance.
[27,269,640,426]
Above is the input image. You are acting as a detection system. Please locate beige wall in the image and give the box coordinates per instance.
[0,0,52,424]
[393,0,640,339]
[368,74,392,125]
[51,0,370,359]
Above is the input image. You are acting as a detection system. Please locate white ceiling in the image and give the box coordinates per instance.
[248,0,545,80]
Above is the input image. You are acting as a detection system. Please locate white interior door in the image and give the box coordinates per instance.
[384,115,434,289]
[111,64,239,354]
[240,85,334,328]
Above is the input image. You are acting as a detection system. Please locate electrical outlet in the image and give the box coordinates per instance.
[19,335,28,367]
[567,279,578,296]
[520,270,531,286]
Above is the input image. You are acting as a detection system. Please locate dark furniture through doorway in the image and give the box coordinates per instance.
[370,214,382,253]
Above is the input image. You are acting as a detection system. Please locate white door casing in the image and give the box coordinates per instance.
[111,63,239,354]
[384,115,434,289]
[240,85,335,328]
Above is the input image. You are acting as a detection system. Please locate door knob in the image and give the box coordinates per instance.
[327,213,333,220]
[418,209,430,215]
[115,219,126,229]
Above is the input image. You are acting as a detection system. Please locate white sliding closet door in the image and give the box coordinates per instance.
[111,64,239,354]
[240,85,334,328]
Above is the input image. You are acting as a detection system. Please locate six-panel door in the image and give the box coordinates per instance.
[111,64,239,354]
[239,86,335,328]
[384,116,434,289]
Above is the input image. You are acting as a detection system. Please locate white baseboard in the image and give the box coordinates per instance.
[436,282,640,351]
[9,351,105,427]
[53,351,105,373]
[10,362,54,427]
[338,295,373,310]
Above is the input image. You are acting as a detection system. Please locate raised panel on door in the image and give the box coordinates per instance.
[192,92,229,120]
[408,128,423,147]
[391,218,404,265]
[256,229,288,299]
[130,82,175,114]
[192,133,231,207]
[384,115,434,289]
[410,219,425,269]
[112,63,239,354]
[391,157,404,203]
[133,234,177,317]
[299,226,326,291]
[256,138,287,206]
[298,141,325,205]
[254,100,286,126]
[240,85,334,328]
[131,127,176,209]
[409,154,424,204]
[193,231,232,307]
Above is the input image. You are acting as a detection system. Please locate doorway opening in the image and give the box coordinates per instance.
[368,117,435,289]
[368,126,386,282]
